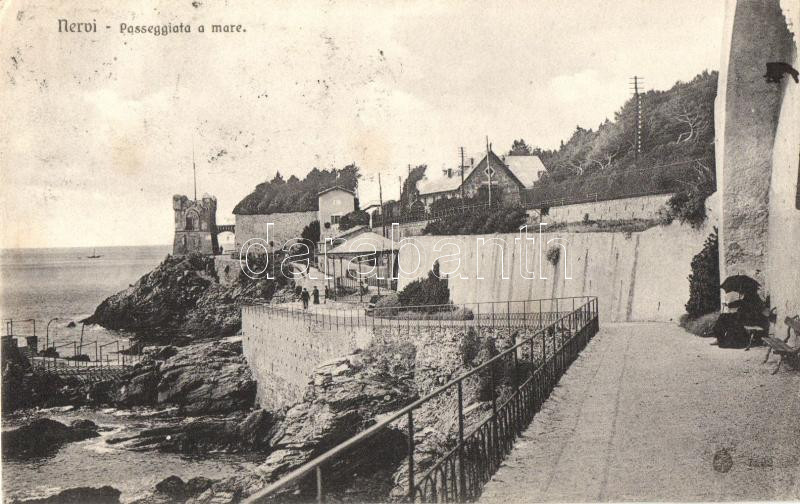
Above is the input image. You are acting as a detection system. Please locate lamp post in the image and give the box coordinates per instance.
[46,317,60,352]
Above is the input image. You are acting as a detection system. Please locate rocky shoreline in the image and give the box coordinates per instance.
[4,252,517,503]
[81,253,287,344]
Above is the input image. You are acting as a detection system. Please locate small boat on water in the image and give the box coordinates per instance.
[87,248,102,259]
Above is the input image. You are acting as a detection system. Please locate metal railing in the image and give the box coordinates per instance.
[32,338,141,371]
[245,297,589,337]
[243,296,599,503]
[372,201,495,227]
[4,317,141,371]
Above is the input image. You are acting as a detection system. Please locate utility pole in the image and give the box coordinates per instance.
[459,146,466,201]
[378,173,385,238]
[630,76,644,163]
[192,143,198,201]
[486,136,492,206]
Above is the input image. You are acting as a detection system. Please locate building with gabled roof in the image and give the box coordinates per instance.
[414,150,545,209]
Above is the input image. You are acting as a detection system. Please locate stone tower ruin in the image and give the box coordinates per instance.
[173,194,219,255]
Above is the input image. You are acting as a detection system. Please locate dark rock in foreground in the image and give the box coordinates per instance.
[107,409,280,454]
[12,486,120,504]
[110,339,257,415]
[2,418,100,459]
[3,340,257,420]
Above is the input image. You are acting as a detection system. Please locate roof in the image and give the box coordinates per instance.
[327,231,396,255]
[333,225,369,240]
[416,175,463,195]
[463,150,527,190]
[415,151,543,197]
[318,186,355,196]
[503,155,545,188]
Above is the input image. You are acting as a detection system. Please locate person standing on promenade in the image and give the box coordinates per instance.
[312,286,320,305]
[301,288,310,309]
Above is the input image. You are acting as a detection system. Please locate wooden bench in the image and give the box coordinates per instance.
[762,316,800,374]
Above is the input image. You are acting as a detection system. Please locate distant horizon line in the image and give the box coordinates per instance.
[1,243,173,251]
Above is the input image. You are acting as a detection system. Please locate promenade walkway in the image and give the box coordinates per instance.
[480,322,800,502]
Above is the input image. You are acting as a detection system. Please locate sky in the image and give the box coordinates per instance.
[0,0,726,248]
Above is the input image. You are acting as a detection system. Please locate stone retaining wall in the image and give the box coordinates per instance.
[533,194,673,224]
[241,306,372,409]
[242,305,571,409]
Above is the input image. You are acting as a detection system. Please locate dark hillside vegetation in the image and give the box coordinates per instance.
[233,165,359,215]
[520,71,718,215]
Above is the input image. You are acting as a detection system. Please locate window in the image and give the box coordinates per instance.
[331,215,341,225]
[185,211,199,231]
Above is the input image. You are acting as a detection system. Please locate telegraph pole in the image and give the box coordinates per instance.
[629,76,644,162]
[486,136,492,206]
[192,141,198,201]
[459,146,466,201]
[378,173,385,238]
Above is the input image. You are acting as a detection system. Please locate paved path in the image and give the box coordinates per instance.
[480,322,800,502]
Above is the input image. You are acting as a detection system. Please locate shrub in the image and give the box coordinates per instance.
[339,210,369,231]
[458,327,480,365]
[373,292,400,317]
[546,246,560,266]
[685,228,720,318]
[477,338,500,401]
[397,262,450,311]
[300,220,320,243]
[667,190,709,229]
[422,205,527,235]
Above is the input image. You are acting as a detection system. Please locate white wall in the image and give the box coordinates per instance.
[396,217,716,323]
[765,38,800,339]
[234,212,317,253]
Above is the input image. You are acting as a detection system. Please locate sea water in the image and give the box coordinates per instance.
[0,246,169,352]
[0,246,256,501]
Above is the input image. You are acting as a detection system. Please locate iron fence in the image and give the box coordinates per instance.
[245,296,588,338]
[4,317,141,370]
[372,202,495,228]
[243,296,599,503]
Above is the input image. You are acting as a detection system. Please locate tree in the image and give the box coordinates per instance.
[518,70,718,211]
[509,139,533,156]
[398,262,450,311]
[297,220,320,263]
[685,229,720,318]
[300,220,320,244]
[233,165,361,215]
[339,210,369,231]
[400,165,427,210]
